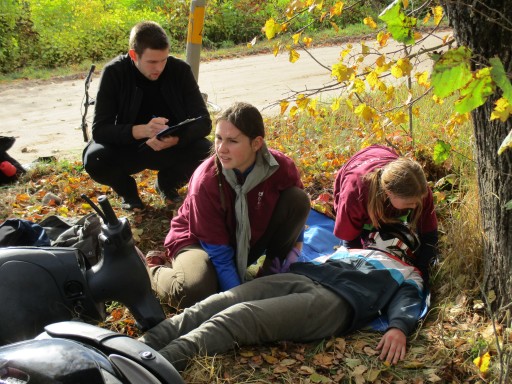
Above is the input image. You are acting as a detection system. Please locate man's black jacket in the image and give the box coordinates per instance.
[92,54,211,147]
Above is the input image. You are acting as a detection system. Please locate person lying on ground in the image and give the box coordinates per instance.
[139,222,426,371]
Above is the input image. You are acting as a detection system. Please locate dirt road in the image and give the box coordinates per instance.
[0,32,450,165]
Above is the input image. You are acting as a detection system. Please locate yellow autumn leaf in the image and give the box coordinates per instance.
[16,193,31,202]
[272,43,280,57]
[289,105,298,117]
[330,21,339,32]
[353,78,366,93]
[330,1,344,17]
[331,98,341,111]
[433,6,444,25]
[280,100,290,115]
[423,11,431,24]
[355,103,377,122]
[57,206,69,216]
[377,31,390,47]
[473,352,491,373]
[375,55,387,68]
[415,71,430,87]
[303,36,313,48]
[389,111,408,125]
[363,16,377,29]
[264,18,278,40]
[289,48,300,63]
[366,71,379,89]
[296,94,309,109]
[340,46,351,59]
[491,97,512,122]
[331,63,354,82]
[361,42,370,55]
[292,32,301,45]
[402,0,409,8]
[433,94,444,104]
[391,58,413,78]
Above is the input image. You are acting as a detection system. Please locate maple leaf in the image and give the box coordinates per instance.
[431,46,473,98]
[354,103,378,122]
[391,58,413,78]
[378,0,417,45]
[455,67,494,113]
[331,63,354,82]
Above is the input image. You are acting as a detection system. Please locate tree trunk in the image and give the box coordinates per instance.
[442,1,512,312]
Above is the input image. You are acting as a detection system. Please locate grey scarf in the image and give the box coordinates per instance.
[222,143,279,281]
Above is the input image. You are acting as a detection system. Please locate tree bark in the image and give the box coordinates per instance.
[442,0,512,312]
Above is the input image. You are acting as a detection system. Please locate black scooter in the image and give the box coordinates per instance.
[0,195,184,383]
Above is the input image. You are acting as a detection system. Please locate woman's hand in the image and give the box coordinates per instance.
[376,328,407,365]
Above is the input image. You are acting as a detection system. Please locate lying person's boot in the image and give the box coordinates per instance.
[121,195,145,211]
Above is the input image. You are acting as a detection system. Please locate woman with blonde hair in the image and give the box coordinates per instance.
[333,145,438,285]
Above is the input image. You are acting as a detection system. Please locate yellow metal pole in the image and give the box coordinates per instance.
[186,0,206,82]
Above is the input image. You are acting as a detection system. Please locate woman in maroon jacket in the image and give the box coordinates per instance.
[149,102,310,310]
[333,144,438,285]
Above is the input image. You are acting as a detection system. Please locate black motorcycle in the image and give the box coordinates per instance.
[0,195,184,383]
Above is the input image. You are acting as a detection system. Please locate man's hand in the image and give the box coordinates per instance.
[133,117,179,151]
[133,117,169,140]
[376,328,407,365]
[146,135,179,151]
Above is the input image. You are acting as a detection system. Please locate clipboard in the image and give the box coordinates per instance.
[156,115,208,140]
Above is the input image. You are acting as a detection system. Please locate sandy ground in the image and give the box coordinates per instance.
[0,31,450,166]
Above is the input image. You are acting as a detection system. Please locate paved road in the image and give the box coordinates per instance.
[0,31,450,165]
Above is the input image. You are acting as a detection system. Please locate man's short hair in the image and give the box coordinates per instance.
[129,21,169,56]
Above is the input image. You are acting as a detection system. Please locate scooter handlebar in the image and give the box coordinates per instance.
[97,195,119,227]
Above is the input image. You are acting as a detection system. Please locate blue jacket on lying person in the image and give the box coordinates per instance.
[140,222,426,371]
